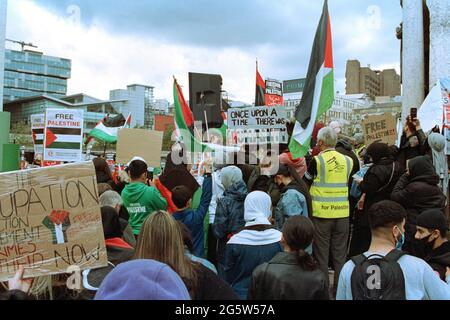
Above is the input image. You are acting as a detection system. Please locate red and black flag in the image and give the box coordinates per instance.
[255,61,266,106]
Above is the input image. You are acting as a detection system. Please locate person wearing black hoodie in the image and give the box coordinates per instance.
[391,155,446,256]
[349,142,403,256]
[415,209,450,281]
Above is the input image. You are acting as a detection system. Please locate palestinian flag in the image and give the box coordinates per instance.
[32,128,44,146]
[289,0,334,158]
[86,113,132,144]
[173,78,240,153]
[255,61,266,106]
[45,127,83,150]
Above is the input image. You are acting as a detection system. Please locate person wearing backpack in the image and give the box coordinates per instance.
[336,200,450,300]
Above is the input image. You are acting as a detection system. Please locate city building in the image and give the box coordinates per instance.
[3,93,125,134]
[345,59,401,98]
[319,94,371,136]
[110,84,154,128]
[153,99,170,113]
[3,48,71,103]
[154,113,174,132]
[0,0,7,111]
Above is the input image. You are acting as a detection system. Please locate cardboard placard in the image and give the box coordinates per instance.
[116,128,163,167]
[44,109,84,162]
[227,106,287,129]
[0,162,107,282]
[362,113,398,146]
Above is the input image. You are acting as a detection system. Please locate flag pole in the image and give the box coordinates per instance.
[103,141,107,157]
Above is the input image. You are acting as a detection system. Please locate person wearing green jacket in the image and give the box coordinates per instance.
[121,159,168,236]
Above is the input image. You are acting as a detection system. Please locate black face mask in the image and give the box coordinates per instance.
[418,234,436,257]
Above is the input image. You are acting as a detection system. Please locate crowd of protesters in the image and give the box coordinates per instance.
[2,115,450,301]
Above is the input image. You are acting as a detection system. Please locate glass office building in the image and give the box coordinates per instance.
[3,49,71,102]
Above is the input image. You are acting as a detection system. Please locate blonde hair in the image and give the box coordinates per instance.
[134,211,197,295]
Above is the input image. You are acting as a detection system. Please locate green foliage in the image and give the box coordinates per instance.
[162,125,175,151]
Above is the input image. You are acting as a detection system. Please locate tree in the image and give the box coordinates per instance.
[162,125,175,151]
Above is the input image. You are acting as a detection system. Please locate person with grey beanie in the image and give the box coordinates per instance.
[426,132,449,197]
[213,166,248,277]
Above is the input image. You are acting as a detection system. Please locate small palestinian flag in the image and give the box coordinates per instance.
[255,61,266,106]
[289,0,334,158]
[45,127,83,150]
[32,128,44,146]
[86,113,132,144]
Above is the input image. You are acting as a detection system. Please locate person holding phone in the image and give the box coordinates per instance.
[397,107,427,172]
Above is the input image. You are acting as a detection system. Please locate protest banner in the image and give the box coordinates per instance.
[31,114,45,157]
[227,106,288,144]
[265,79,284,106]
[439,78,450,154]
[0,162,108,282]
[362,113,398,146]
[43,109,84,162]
[116,128,163,167]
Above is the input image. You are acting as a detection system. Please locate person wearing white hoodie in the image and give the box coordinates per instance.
[222,191,282,299]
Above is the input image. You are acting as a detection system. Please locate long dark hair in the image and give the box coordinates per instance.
[93,157,113,181]
[282,216,318,271]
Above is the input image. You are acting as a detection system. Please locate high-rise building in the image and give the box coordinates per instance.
[0,0,7,111]
[345,60,401,98]
[110,84,154,128]
[3,49,71,102]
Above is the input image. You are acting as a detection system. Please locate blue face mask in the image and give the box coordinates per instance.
[395,226,405,250]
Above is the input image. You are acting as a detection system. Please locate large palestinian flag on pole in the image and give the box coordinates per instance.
[255,61,266,106]
[289,0,334,158]
[86,113,131,144]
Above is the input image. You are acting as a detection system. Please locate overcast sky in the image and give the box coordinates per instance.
[5,0,402,103]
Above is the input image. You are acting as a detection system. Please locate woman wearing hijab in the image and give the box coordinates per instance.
[426,132,449,197]
[391,155,446,257]
[349,142,403,256]
[213,166,249,276]
[223,191,282,299]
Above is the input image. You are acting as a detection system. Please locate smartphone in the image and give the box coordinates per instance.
[410,108,417,120]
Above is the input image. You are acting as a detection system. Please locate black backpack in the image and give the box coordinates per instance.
[350,249,406,300]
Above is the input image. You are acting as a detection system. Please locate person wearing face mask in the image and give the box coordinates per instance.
[304,127,353,296]
[415,209,450,281]
[391,156,446,257]
[337,200,450,300]
[273,164,312,231]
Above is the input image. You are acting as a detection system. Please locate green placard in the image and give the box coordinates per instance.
[283,78,306,94]
[0,143,19,172]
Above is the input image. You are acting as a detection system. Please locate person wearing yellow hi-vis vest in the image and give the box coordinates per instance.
[304,127,353,297]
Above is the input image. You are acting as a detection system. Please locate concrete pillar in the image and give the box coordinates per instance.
[401,0,425,122]
[427,0,450,90]
[0,0,6,111]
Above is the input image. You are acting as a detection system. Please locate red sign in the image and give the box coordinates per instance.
[265,94,284,106]
[42,160,62,167]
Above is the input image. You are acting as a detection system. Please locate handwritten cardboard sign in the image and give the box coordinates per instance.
[227,106,286,129]
[362,113,398,146]
[116,128,163,167]
[0,162,107,281]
